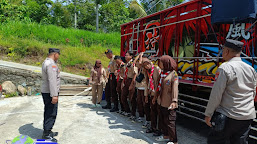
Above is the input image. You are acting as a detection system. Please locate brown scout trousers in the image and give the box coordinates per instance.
[151,97,160,131]
[137,89,145,118]
[105,73,118,107]
[117,79,124,111]
[131,88,137,116]
[159,105,177,142]
[121,78,134,113]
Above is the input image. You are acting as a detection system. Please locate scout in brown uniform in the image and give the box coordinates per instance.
[153,55,178,144]
[89,60,107,107]
[114,56,125,113]
[103,49,119,112]
[121,51,138,117]
[142,58,161,135]
[134,52,147,123]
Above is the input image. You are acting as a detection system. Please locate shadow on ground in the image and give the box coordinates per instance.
[18,123,43,139]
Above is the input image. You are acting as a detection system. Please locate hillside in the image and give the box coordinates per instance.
[0,20,121,76]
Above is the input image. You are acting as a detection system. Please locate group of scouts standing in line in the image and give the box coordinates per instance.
[41,39,256,143]
[89,49,179,144]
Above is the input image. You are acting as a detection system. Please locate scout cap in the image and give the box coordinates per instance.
[114,56,121,60]
[105,49,112,54]
[224,39,244,51]
[49,48,60,54]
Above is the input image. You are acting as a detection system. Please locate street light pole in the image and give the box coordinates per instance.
[74,0,77,29]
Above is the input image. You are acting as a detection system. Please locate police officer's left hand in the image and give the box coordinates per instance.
[52,96,58,104]
[205,116,212,127]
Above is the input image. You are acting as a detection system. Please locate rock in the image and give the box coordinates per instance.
[2,81,17,94]
[18,85,27,96]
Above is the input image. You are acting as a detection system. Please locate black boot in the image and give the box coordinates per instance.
[102,103,111,109]
[50,131,58,137]
[110,105,119,112]
[42,130,58,142]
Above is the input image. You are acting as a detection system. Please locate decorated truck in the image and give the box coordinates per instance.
[120,0,257,141]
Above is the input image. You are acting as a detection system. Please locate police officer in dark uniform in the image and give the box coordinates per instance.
[41,48,60,142]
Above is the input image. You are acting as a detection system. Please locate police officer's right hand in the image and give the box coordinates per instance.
[52,96,58,104]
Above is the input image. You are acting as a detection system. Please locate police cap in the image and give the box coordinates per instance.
[224,39,244,51]
[49,48,60,54]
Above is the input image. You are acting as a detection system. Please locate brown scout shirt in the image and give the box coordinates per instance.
[116,62,125,80]
[89,67,107,85]
[126,60,138,79]
[157,70,179,108]
[108,55,117,73]
[144,66,161,97]
[136,68,147,89]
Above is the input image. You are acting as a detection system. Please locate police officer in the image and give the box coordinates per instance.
[205,39,257,144]
[41,48,60,142]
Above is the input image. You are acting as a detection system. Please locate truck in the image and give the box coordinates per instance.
[120,0,257,142]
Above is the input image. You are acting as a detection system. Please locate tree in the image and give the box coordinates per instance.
[67,0,96,31]
[100,0,132,32]
[129,0,147,18]
[140,0,183,15]
[0,0,28,22]
[25,0,52,23]
[51,1,72,28]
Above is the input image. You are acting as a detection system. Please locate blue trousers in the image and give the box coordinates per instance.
[208,117,252,144]
[42,93,58,131]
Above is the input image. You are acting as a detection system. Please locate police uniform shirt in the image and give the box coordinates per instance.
[41,58,61,97]
[108,55,117,73]
[157,71,179,108]
[205,57,257,120]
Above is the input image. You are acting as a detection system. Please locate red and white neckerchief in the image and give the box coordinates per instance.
[124,60,134,83]
[156,71,171,92]
[148,64,155,92]
[116,62,124,82]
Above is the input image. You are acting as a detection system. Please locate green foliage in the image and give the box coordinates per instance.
[140,0,183,15]
[51,2,72,28]
[0,20,120,48]
[0,20,120,76]
[25,0,52,23]
[129,0,147,18]
[0,0,28,22]
[100,0,132,32]
[5,92,18,98]
[0,0,140,32]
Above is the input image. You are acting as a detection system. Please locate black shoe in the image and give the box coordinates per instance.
[102,104,111,109]
[42,133,58,142]
[153,130,162,136]
[146,128,154,133]
[110,107,119,112]
[50,131,58,137]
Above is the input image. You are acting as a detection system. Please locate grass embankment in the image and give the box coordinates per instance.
[0,20,121,76]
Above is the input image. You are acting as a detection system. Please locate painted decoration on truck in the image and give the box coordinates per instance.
[143,22,160,56]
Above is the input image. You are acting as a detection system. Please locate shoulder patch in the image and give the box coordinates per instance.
[215,72,220,81]
[174,71,178,77]
[52,65,57,71]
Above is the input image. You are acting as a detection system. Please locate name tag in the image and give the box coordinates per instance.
[166,80,171,85]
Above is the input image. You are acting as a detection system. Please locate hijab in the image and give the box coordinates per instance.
[94,60,102,82]
[159,55,177,72]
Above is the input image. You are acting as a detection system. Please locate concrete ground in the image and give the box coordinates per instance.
[0,95,208,144]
